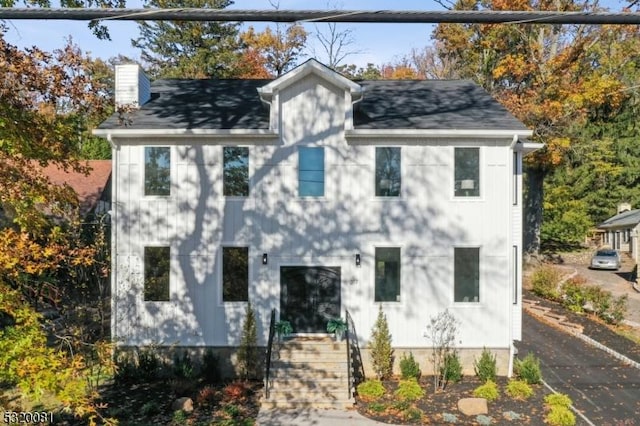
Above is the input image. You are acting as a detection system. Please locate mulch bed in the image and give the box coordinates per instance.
[524,289,640,364]
[356,376,551,425]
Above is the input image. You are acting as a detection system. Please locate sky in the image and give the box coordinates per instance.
[2,0,630,69]
[2,0,448,68]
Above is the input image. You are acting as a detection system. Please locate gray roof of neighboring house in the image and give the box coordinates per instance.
[97,78,528,131]
[598,209,640,229]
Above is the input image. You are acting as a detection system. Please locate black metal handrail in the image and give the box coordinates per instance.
[264,308,276,399]
[345,309,365,399]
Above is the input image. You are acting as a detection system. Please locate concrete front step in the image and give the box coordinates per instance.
[271,360,349,369]
[267,386,351,399]
[273,351,347,362]
[268,377,348,390]
[270,368,348,380]
[259,398,355,410]
[262,337,352,409]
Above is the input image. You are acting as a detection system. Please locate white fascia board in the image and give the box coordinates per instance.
[92,128,279,139]
[258,59,363,102]
[345,128,533,142]
[516,142,545,154]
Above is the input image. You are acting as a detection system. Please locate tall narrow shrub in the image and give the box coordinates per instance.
[368,305,393,380]
[237,302,258,380]
[427,309,459,392]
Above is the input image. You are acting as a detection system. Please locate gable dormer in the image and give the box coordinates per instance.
[257,59,363,132]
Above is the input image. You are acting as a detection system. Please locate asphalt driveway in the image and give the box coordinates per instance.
[517,311,640,425]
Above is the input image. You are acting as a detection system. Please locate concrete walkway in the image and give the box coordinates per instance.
[256,407,389,425]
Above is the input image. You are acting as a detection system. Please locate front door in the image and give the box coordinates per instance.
[280,266,341,333]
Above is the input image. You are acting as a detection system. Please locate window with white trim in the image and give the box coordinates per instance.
[454,247,479,303]
[454,147,480,197]
[298,147,325,197]
[144,246,170,301]
[223,147,249,196]
[222,247,249,302]
[144,147,171,196]
[375,247,401,302]
[375,147,401,197]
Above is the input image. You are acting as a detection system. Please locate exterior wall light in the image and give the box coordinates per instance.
[262,253,268,265]
[355,253,361,267]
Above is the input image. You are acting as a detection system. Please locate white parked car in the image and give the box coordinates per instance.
[589,249,621,270]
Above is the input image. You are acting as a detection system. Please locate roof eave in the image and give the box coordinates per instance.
[345,128,533,141]
[92,128,278,139]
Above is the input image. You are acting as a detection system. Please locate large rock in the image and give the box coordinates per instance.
[171,397,194,413]
[458,398,488,416]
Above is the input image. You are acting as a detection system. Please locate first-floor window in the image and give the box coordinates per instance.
[144,246,170,301]
[223,247,249,302]
[375,247,401,302]
[454,247,480,303]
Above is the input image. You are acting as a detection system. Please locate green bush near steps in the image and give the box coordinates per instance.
[394,378,425,401]
[357,380,386,401]
[399,352,421,380]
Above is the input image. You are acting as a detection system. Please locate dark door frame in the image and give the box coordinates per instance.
[280,265,342,334]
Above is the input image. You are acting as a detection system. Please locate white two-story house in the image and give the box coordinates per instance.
[94,59,540,377]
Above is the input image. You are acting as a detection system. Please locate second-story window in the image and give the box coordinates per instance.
[299,147,324,197]
[376,147,401,197]
[223,147,249,196]
[454,147,480,197]
[145,147,171,196]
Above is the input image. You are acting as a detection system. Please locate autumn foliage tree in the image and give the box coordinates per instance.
[241,24,308,77]
[432,0,640,253]
[0,30,115,423]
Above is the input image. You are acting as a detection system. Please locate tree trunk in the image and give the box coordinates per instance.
[524,165,545,258]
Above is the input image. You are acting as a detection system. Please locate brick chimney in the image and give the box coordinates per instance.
[115,64,150,109]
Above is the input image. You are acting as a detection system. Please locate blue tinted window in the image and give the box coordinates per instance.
[299,147,324,197]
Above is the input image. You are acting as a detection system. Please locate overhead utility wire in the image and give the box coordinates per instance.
[1,8,640,25]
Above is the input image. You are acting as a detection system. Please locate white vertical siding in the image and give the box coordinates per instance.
[115,64,150,108]
[113,73,521,351]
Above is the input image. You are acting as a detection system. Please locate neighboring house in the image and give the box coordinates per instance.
[597,204,640,262]
[93,60,540,377]
[41,160,112,217]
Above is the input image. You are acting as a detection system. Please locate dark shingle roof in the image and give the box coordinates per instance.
[355,80,527,130]
[598,209,640,229]
[98,78,527,131]
[99,79,270,130]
